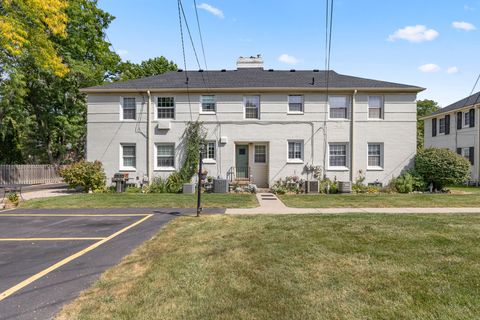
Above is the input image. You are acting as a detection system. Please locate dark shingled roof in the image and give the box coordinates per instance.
[428,91,480,117]
[83,69,423,91]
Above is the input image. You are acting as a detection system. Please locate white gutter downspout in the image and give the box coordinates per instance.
[350,90,357,182]
[147,90,152,184]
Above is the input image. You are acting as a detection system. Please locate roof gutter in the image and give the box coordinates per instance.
[80,86,425,94]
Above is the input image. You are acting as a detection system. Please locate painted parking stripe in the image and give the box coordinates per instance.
[0,214,148,217]
[0,237,105,241]
[0,214,153,302]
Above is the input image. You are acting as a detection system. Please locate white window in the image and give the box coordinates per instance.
[368,143,383,169]
[254,145,267,163]
[439,118,446,134]
[368,96,383,119]
[288,95,304,113]
[464,111,470,127]
[120,144,136,170]
[288,141,303,162]
[156,144,175,169]
[244,96,260,119]
[201,95,216,113]
[157,97,175,119]
[329,95,350,119]
[329,143,348,168]
[202,141,216,160]
[463,147,470,160]
[122,97,136,120]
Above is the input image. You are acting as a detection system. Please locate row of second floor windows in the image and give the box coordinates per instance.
[119,95,386,121]
[431,108,475,137]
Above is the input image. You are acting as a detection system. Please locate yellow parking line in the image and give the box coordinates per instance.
[0,237,105,241]
[0,213,150,217]
[0,214,154,302]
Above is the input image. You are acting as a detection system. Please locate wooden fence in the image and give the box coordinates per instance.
[0,165,64,185]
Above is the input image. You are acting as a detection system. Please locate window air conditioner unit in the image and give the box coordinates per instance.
[157,121,171,130]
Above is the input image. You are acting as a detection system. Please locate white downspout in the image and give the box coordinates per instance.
[350,90,357,182]
[147,90,152,184]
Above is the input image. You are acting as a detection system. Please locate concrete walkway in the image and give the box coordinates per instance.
[226,193,480,214]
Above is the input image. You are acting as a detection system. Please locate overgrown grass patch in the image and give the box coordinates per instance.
[57,213,480,320]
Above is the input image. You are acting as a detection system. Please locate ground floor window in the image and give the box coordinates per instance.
[329,143,347,168]
[368,143,383,168]
[288,141,303,161]
[202,141,216,160]
[121,144,136,170]
[254,145,267,163]
[156,144,175,169]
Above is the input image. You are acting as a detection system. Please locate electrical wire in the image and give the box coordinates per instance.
[177,0,193,120]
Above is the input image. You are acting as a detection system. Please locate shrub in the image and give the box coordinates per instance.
[270,176,303,194]
[7,192,19,204]
[415,148,471,190]
[352,170,367,193]
[408,169,427,191]
[395,173,414,193]
[166,171,183,193]
[319,177,338,194]
[60,161,106,192]
[147,177,167,193]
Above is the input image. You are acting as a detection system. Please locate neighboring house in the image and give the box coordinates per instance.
[81,56,423,188]
[422,92,479,182]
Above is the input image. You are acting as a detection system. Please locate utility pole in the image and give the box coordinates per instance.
[196,144,205,217]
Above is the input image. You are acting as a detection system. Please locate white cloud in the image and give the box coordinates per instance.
[464,5,475,11]
[278,54,300,65]
[117,49,128,57]
[388,25,439,42]
[447,66,459,74]
[196,3,224,18]
[418,64,441,73]
[452,21,476,31]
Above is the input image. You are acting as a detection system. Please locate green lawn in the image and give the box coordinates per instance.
[279,186,480,208]
[56,213,480,320]
[21,193,258,209]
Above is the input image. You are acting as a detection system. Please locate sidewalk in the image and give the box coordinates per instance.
[226,193,480,214]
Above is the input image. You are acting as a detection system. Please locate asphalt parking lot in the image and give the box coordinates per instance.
[0,208,222,320]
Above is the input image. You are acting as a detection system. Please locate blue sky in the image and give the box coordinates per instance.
[99,0,480,107]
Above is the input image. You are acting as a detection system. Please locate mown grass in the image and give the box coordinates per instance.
[279,186,480,208]
[57,214,480,320]
[21,193,258,209]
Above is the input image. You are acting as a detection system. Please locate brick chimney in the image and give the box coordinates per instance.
[236,54,264,69]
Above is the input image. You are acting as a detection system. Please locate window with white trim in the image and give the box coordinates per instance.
[156,144,175,169]
[201,141,216,160]
[157,97,175,119]
[329,143,347,167]
[439,118,446,134]
[368,143,383,168]
[368,96,383,119]
[244,96,260,119]
[288,141,303,161]
[122,97,136,120]
[254,145,267,163]
[288,95,304,113]
[329,95,350,119]
[464,111,470,127]
[121,144,136,170]
[463,147,470,160]
[201,95,216,113]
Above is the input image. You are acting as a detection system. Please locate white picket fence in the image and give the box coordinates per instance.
[0,165,64,185]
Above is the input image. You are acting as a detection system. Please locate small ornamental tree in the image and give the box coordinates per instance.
[60,160,106,192]
[179,121,206,183]
[415,148,470,190]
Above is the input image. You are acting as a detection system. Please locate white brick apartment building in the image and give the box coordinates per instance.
[82,57,423,188]
[423,92,479,181]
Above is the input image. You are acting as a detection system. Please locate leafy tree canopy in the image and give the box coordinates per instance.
[417,99,440,149]
[116,56,177,81]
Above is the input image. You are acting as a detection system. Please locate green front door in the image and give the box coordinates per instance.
[235,145,249,179]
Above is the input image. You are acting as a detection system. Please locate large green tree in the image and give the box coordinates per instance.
[417,99,440,149]
[0,0,120,164]
[116,56,177,81]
